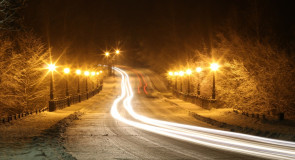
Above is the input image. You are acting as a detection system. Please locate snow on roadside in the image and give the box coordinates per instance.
[143,69,295,142]
[0,77,118,159]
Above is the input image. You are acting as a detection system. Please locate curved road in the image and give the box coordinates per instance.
[63,67,294,160]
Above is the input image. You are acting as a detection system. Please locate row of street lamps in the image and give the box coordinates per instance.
[168,63,220,99]
[47,63,103,110]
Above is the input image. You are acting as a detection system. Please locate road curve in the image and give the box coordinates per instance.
[64,67,295,159]
[111,67,295,160]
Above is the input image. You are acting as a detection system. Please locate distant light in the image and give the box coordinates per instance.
[168,72,173,76]
[91,72,96,76]
[210,63,219,71]
[100,70,103,73]
[196,67,202,73]
[76,69,81,75]
[84,71,89,76]
[96,72,100,75]
[179,71,184,76]
[174,72,179,76]
[186,69,192,75]
[47,64,56,72]
[116,50,120,54]
[64,68,70,74]
[105,52,110,57]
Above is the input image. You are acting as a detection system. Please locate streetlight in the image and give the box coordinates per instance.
[179,71,184,92]
[105,52,112,76]
[84,71,89,99]
[210,63,219,99]
[186,69,192,94]
[115,50,120,55]
[196,67,202,96]
[63,68,70,106]
[174,72,179,91]
[168,71,173,89]
[47,63,56,111]
[91,71,95,93]
[96,72,100,88]
[76,69,81,102]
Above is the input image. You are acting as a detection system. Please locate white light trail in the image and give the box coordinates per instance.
[111,67,295,160]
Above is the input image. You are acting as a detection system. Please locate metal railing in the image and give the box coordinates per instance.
[1,85,103,124]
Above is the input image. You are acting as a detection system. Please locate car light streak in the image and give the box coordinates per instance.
[111,67,295,160]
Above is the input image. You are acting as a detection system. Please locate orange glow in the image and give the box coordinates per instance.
[210,63,219,71]
[84,71,89,76]
[179,71,184,76]
[196,67,202,73]
[47,64,56,72]
[64,68,70,74]
[76,69,81,75]
[186,69,192,75]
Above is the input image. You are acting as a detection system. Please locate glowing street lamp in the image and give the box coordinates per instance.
[47,63,56,111]
[196,67,202,73]
[76,69,81,102]
[196,67,202,95]
[179,71,184,76]
[105,52,110,57]
[210,63,219,99]
[84,71,89,99]
[186,69,192,75]
[47,64,56,72]
[168,71,173,76]
[63,68,70,106]
[115,50,120,55]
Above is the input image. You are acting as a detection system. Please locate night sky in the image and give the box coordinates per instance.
[23,0,295,66]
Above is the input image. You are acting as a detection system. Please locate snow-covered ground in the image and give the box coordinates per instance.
[140,68,295,141]
[1,67,294,160]
[0,77,118,159]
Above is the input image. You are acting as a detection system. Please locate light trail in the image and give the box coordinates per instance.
[111,67,295,160]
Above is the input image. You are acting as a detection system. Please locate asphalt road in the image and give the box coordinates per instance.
[63,67,287,160]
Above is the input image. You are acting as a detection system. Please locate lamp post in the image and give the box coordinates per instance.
[186,69,192,94]
[64,68,70,106]
[91,71,95,96]
[84,71,89,99]
[174,72,179,91]
[115,50,120,67]
[210,63,219,99]
[196,67,202,96]
[96,72,100,88]
[47,64,56,111]
[179,71,184,92]
[105,52,112,76]
[76,69,81,102]
[168,71,173,89]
